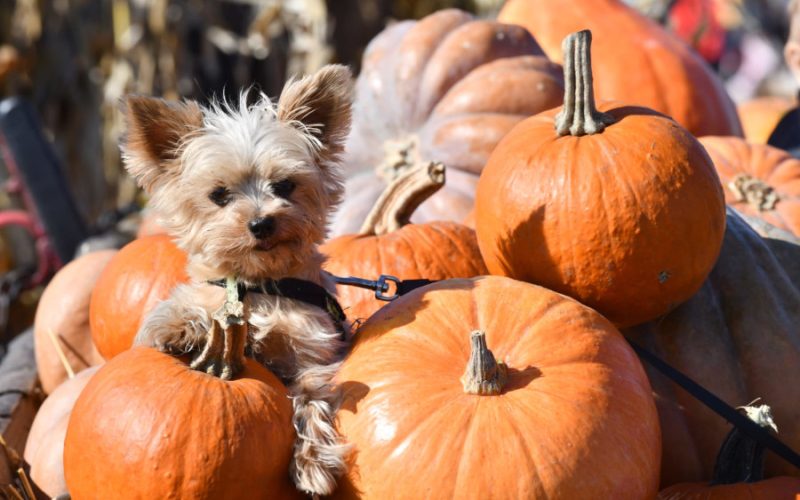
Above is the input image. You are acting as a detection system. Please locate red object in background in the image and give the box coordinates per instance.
[669,0,726,63]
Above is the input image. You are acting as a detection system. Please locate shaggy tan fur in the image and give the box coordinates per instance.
[122,65,354,497]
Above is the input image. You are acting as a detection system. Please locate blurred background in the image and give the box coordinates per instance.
[0,0,794,339]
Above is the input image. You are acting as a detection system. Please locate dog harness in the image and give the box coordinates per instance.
[208,277,347,335]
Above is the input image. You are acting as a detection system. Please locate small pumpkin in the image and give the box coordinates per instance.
[335,276,661,499]
[63,347,300,499]
[625,209,800,486]
[657,404,800,499]
[333,9,564,236]
[699,135,800,237]
[476,30,726,328]
[24,366,99,498]
[89,234,189,359]
[498,0,742,138]
[737,96,796,145]
[322,162,487,324]
[34,250,112,394]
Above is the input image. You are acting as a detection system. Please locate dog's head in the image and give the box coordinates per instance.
[122,65,352,280]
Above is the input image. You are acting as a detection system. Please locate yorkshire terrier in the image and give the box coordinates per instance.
[122,65,353,496]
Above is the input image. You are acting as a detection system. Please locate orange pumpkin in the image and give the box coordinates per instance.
[333,9,565,236]
[476,30,726,327]
[89,235,189,359]
[657,404,800,499]
[34,250,111,394]
[498,0,742,138]
[737,96,796,145]
[699,136,800,237]
[323,163,486,324]
[24,366,99,498]
[63,347,299,499]
[334,276,661,499]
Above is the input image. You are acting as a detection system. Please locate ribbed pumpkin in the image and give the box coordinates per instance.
[699,136,800,237]
[498,0,741,138]
[34,250,112,394]
[625,209,800,486]
[63,347,299,499]
[657,404,800,499]
[89,234,189,359]
[476,30,726,328]
[323,163,486,324]
[24,366,99,498]
[334,276,661,499]
[332,8,564,236]
[737,96,796,145]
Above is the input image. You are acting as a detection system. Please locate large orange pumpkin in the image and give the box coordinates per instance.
[34,250,112,394]
[333,9,564,236]
[656,404,800,499]
[24,366,99,498]
[737,96,796,145]
[476,30,726,327]
[89,234,189,359]
[63,347,299,499]
[334,276,661,499]
[498,0,742,138]
[699,136,800,237]
[323,163,486,324]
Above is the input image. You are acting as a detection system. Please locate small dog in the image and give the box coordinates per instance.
[122,65,353,496]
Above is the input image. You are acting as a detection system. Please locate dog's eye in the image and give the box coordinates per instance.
[209,186,231,207]
[273,179,296,199]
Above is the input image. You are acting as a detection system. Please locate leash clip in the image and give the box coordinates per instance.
[332,274,401,301]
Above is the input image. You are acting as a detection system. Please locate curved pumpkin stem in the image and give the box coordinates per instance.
[728,174,780,212]
[461,330,508,395]
[359,161,445,236]
[554,30,615,136]
[710,401,777,485]
[190,276,247,380]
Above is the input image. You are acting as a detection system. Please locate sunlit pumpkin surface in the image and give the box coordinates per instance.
[498,0,742,138]
[335,276,660,499]
[64,347,300,499]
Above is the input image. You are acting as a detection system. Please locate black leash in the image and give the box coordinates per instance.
[629,341,800,470]
[333,274,800,471]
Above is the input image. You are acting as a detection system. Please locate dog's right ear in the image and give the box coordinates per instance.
[122,96,203,193]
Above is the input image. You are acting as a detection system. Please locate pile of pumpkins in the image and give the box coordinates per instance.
[21,1,800,498]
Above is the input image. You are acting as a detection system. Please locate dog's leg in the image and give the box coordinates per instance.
[289,362,349,497]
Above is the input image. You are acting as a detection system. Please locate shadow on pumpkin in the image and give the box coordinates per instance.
[338,380,370,414]
[503,365,542,393]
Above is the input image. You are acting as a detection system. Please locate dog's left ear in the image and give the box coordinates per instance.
[277,64,354,161]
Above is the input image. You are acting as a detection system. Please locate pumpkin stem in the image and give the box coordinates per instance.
[359,161,445,236]
[710,402,777,485]
[728,174,780,212]
[461,330,508,395]
[554,30,615,136]
[190,276,247,380]
[377,136,420,182]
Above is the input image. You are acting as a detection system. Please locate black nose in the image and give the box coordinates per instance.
[248,217,276,238]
